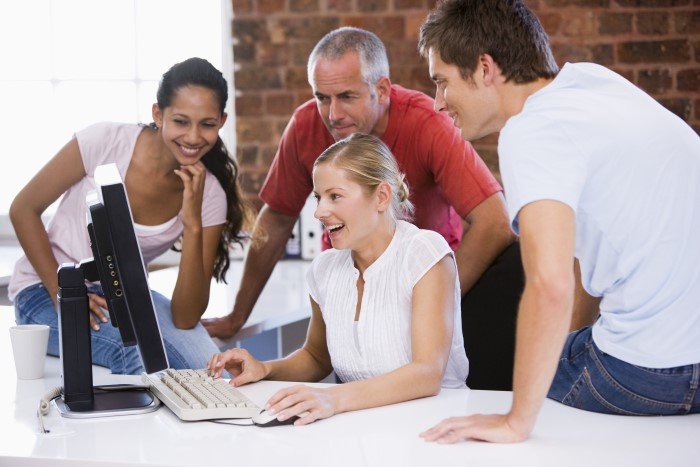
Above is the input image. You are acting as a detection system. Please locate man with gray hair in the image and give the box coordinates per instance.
[203,27,515,346]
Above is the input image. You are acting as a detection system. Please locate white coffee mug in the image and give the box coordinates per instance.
[9,324,50,380]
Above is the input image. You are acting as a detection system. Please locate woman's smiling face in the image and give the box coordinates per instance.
[312,162,382,251]
[153,84,227,165]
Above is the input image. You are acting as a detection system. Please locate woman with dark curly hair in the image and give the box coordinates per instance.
[9,57,247,374]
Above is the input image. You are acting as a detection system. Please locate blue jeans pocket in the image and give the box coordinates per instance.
[15,284,54,323]
[570,344,689,416]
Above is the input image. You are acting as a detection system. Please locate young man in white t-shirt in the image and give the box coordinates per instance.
[417,0,700,443]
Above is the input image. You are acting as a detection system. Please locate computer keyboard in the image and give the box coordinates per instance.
[141,369,261,421]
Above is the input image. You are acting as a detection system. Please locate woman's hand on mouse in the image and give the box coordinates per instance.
[207,348,269,386]
[265,385,338,426]
[174,162,206,232]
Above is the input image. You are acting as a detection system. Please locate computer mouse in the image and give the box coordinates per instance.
[251,410,299,427]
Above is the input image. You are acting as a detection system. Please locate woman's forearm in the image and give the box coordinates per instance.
[330,361,444,414]
[265,347,333,383]
[170,226,209,327]
[10,206,60,305]
[9,137,87,306]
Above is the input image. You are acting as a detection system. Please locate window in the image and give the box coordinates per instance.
[0,0,233,239]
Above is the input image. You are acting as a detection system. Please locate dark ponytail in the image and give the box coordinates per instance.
[155,57,249,283]
[200,138,248,282]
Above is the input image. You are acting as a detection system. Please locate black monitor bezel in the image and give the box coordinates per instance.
[86,163,169,374]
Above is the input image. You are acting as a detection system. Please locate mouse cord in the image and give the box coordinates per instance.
[207,419,254,426]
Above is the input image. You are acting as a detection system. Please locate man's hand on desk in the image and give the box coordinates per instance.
[201,313,245,339]
[420,413,530,444]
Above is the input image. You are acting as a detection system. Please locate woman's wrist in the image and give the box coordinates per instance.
[182,223,203,236]
[261,361,273,380]
[44,283,60,309]
[327,385,345,415]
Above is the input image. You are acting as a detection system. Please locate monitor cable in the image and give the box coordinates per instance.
[38,386,63,434]
[37,384,152,433]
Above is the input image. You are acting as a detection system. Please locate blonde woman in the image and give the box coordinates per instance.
[209,133,468,425]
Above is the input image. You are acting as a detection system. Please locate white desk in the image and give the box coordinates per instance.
[148,259,312,344]
[2,307,699,467]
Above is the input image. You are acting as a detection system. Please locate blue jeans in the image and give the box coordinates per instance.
[548,326,700,415]
[14,283,220,375]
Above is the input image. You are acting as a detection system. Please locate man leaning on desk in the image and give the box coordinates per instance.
[418,0,700,444]
[202,27,515,339]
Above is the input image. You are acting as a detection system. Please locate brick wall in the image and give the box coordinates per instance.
[231,0,700,206]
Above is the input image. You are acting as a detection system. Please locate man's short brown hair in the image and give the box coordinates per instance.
[419,0,559,84]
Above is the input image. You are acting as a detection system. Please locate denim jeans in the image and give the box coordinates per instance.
[548,326,700,415]
[14,283,220,375]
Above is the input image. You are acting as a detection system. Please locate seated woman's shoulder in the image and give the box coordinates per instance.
[310,246,350,270]
[398,222,449,249]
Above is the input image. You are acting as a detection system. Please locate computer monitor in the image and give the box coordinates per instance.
[56,163,168,417]
[87,163,169,373]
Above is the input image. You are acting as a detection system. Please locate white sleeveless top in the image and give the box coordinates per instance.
[306,220,469,388]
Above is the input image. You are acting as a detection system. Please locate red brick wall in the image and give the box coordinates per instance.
[231,0,700,205]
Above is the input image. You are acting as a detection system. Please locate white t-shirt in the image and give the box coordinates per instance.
[9,122,227,300]
[306,220,469,389]
[499,62,700,368]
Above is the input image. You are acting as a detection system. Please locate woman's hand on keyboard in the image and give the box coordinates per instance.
[265,385,337,426]
[207,348,269,386]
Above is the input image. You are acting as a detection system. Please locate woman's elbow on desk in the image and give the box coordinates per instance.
[172,316,200,330]
[417,384,442,399]
[402,362,444,399]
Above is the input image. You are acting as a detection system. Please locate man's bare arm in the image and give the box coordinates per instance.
[421,200,575,443]
[454,192,515,296]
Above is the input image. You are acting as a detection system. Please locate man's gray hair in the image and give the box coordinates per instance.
[307,27,390,87]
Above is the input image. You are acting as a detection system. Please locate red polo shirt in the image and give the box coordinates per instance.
[259,85,502,250]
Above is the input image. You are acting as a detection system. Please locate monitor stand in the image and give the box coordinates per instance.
[55,261,160,418]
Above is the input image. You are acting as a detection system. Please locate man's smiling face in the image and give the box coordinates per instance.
[428,48,497,142]
[311,52,388,141]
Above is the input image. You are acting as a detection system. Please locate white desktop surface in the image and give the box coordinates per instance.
[3,309,700,467]
[148,260,312,342]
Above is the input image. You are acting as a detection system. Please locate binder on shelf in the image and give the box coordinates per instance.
[284,220,302,259]
[300,195,323,260]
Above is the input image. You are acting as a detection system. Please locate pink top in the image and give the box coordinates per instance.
[9,122,227,300]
